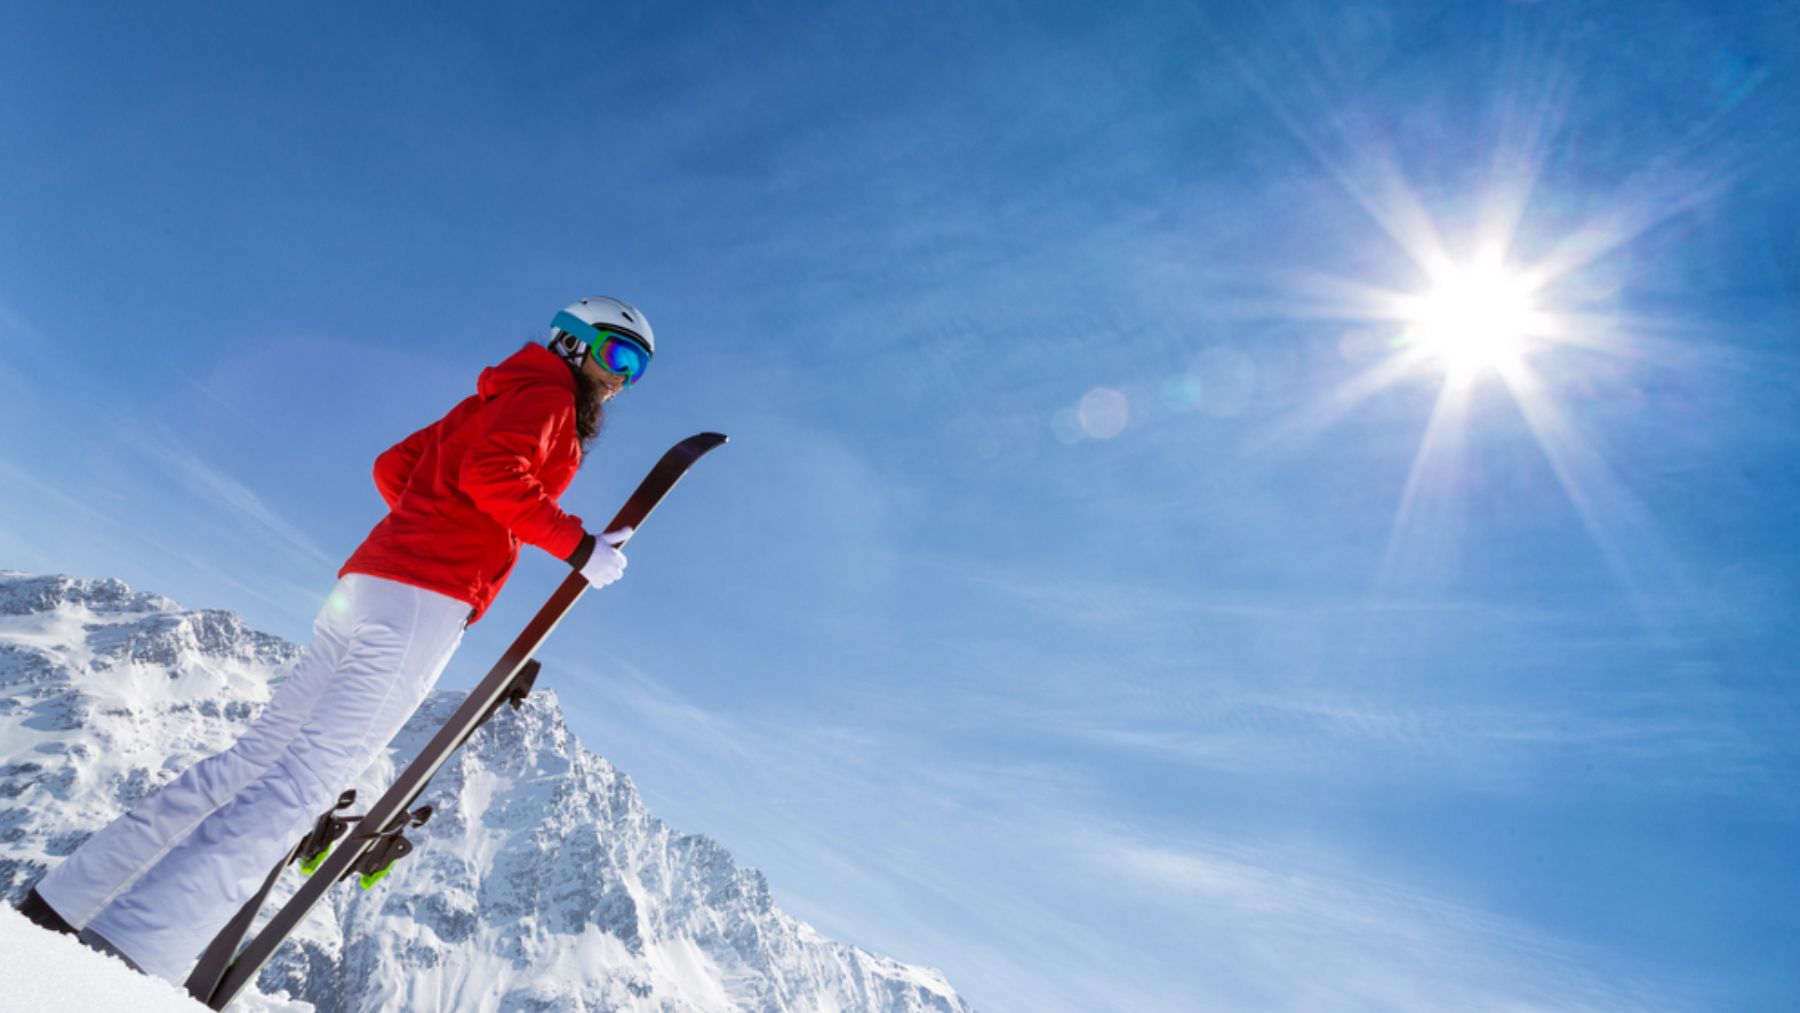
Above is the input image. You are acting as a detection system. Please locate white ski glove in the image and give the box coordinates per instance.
[567,527,632,589]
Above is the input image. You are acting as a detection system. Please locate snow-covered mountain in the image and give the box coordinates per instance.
[0,571,973,1013]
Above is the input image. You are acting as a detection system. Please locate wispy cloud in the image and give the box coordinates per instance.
[1096,830,1678,1011]
[0,453,318,621]
[0,296,59,397]
[547,650,1200,1012]
[1029,688,1776,797]
[549,644,1693,1011]
[126,426,335,567]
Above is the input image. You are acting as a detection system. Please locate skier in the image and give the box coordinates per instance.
[15,297,657,984]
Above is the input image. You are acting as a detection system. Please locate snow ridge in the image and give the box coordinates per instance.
[0,571,972,1013]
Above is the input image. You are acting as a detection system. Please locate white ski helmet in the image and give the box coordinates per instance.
[548,296,655,370]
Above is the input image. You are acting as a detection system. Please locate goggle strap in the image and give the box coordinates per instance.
[554,312,650,355]
[551,310,601,344]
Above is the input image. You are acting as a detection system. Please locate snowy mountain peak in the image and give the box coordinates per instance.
[0,572,974,1012]
[0,570,181,618]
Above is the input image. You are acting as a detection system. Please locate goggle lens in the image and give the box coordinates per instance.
[597,334,650,385]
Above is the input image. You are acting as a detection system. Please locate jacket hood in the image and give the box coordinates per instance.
[478,343,577,400]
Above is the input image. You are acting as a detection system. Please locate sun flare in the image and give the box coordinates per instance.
[1399,261,1544,376]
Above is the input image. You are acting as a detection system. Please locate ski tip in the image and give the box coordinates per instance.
[666,432,729,462]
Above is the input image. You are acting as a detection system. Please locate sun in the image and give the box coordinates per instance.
[1398,260,1545,376]
[1219,34,1688,607]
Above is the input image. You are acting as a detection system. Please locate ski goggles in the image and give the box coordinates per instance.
[552,310,652,386]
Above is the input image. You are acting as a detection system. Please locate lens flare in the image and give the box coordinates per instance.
[1078,387,1131,439]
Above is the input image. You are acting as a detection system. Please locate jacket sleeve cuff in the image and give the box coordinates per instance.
[563,531,597,569]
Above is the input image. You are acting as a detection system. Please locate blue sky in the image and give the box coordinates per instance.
[3,1,1797,1009]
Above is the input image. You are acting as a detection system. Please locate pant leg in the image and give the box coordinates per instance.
[36,578,359,929]
[84,574,470,983]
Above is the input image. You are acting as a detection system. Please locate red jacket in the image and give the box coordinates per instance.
[340,343,587,623]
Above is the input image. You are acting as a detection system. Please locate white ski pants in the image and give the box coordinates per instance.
[36,573,469,983]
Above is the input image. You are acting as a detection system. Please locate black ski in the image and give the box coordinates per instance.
[194,432,728,1010]
[183,790,361,1000]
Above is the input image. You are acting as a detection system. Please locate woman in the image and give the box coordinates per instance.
[18,297,657,984]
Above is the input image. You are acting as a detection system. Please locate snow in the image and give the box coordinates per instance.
[0,905,307,1013]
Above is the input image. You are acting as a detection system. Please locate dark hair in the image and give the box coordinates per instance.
[534,336,606,458]
[572,364,606,456]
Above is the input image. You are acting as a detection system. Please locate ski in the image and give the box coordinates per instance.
[195,431,728,1010]
[182,790,361,1000]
